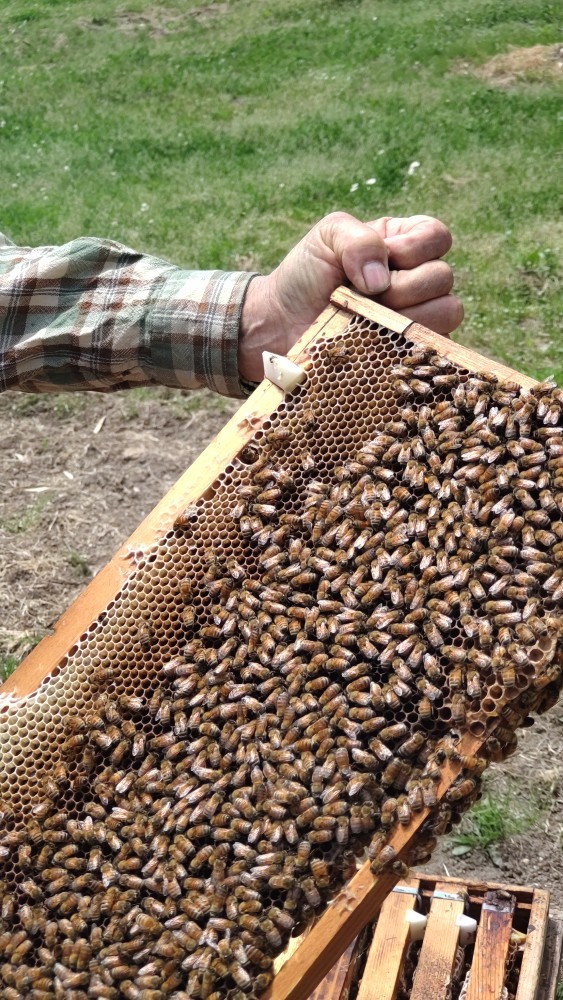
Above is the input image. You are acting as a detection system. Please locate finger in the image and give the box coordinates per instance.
[395,294,465,336]
[316,212,391,294]
[368,216,452,270]
[379,260,454,310]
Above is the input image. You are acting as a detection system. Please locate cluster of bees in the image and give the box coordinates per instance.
[0,335,562,1000]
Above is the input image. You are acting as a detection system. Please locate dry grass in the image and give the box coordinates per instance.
[454,43,563,87]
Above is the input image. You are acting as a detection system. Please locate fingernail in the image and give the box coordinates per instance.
[362,261,390,293]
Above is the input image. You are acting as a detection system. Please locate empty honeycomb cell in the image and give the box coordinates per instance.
[0,313,562,998]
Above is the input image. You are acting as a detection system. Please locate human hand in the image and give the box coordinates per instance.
[239,211,463,383]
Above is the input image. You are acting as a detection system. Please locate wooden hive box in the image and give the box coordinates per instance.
[306,873,558,1000]
[0,289,561,1000]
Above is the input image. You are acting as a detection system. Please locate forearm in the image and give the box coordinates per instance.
[0,236,257,397]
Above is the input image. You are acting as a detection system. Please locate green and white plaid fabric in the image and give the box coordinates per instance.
[0,234,257,397]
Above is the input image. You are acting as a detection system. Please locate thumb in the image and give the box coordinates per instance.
[272,212,391,330]
[315,211,391,295]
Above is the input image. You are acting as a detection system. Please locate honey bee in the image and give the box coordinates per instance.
[423,619,444,649]
[301,877,322,907]
[20,877,44,902]
[398,731,426,758]
[135,617,154,649]
[415,677,442,705]
[61,734,85,757]
[500,664,517,688]
[231,962,252,990]
[381,758,411,790]
[90,663,115,688]
[370,843,397,874]
[181,605,196,628]
[450,691,467,725]
[265,427,291,446]
[447,777,477,802]
[451,752,488,776]
[379,797,396,829]
[417,695,433,721]
[307,857,329,887]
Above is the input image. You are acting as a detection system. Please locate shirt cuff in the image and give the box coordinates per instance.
[146,269,260,398]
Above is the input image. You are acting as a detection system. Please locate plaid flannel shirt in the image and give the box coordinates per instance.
[0,231,257,397]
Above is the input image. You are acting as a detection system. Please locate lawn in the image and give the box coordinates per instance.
[0,0,561,379]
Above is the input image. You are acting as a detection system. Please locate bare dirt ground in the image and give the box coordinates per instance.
[1,386,563,919]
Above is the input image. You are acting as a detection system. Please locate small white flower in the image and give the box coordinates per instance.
[63,165,70,171]
[0,120,5,128]
[365,177,376,186]
[407,160,420,176]
[140,203,149,212]
[349,183,359,192]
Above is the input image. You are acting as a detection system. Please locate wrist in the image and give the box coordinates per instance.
[238,273,278,384]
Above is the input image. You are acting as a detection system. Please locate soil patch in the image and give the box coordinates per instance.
[117,4,228,35]
[77,5,228,36]
[0,388,237,661]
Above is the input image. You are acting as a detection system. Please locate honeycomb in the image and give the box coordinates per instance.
[0,307,562,1000]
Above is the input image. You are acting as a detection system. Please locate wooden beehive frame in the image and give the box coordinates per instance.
[0,288,546,1000]
[0,288,537,706]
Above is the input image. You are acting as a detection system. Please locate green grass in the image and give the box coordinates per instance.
[122,385,234,419]
[0,0,561,380]
[67,551,91,578]
[0,495,52,535]
[0,632,45,679]
[0,655,18,683]
[449,783,542,855]
[11,391,87,418]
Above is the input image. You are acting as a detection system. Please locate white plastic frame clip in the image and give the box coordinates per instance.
[262,352,307,393]
[405,909,427,942]
[456,913,478,946]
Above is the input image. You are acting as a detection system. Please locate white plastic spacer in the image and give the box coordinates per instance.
[262,352,307,393]
[405,909,427,942]
[456,913,478,946]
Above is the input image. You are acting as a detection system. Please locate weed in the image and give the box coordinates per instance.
[1,496,51,535]
[13,393,87,419]
[0,633,44,679]
[167,391,233,419]
[51,395,88,419]
[449,782,542,856]
[67,551,90,578]
[123,386,156,420]
[0,655,18,683]
[12,394,44,415]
